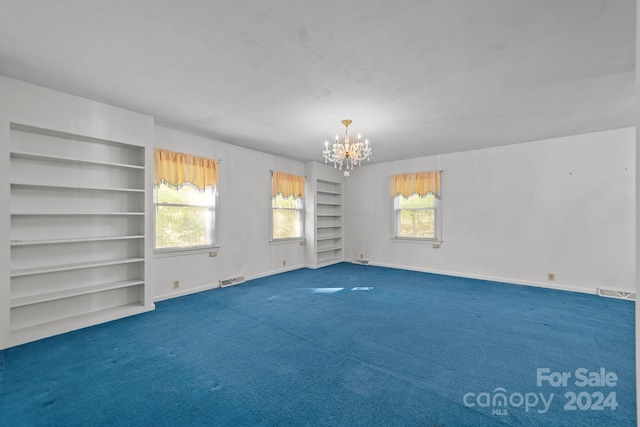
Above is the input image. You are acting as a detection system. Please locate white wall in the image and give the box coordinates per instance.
[150,126,307,300]
[344,127,635,294]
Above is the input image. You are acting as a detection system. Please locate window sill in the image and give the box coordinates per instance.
[391,237,442,246]
[269,238,306,246]
[154,245,221,258]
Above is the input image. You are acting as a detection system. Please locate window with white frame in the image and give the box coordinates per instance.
[154,183,216,250]
[153,148,218,251]
[393,193,438,239]
[271,171,305,241]
[391,171,441,241]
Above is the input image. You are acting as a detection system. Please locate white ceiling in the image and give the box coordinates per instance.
[0,0,635,164]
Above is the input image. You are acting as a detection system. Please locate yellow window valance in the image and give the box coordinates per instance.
[153,148,218,190]
[391,171,440,198]
[272,171,305,198]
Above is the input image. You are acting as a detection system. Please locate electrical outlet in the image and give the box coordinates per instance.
[282,260,286,266]
[548,273,555,281]
[360,253,364,259]
[173,280,179,289]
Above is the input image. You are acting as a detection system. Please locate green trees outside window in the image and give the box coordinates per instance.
[394,194,437,239]
[272,194,303,240]
[155,183,215,249]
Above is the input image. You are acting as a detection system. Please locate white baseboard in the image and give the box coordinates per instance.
[368,261,597,295]
[246,265,305,281]
[155,261,604,302]
[154,264,306,302]
[154,282,221,302]
[305,259,344,270]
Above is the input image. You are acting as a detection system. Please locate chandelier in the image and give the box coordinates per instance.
[323,119,372,177]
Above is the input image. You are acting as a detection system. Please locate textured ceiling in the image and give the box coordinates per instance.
[0,0,635,164]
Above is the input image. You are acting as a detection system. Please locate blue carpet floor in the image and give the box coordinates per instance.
[0,263,635,426]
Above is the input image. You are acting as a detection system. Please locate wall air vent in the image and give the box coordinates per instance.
[597,288,635,300]
[219,276,245,287]
[351,259,369,265]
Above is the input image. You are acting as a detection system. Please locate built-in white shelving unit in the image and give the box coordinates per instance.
[315,179,343,266]
[8,123,149,346]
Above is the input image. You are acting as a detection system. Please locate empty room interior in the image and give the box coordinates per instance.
[0,1,638,426]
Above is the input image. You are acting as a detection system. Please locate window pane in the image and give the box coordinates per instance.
[398,194,435,208]
[155,182,216,250]
[273,209,301,239]
[399,209,435,238]
[156,205,213,248]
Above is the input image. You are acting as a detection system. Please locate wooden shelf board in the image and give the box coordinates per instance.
[11,235,144,246]
[316,246,342,253]
[11,279,145,307]
[9,303,152,347]
[11,211,144,216]
[10,122,146,150]
[11,182,144,193]
[11,257,145,277]
[315,258,343,268]
[10,150,144,170]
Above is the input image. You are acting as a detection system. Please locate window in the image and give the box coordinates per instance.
[272,194,304,239]
[154,183,216,250]
[391,171,441,241]
[271,171,305,241]
[153,148,218,251]
[393,193,438,239]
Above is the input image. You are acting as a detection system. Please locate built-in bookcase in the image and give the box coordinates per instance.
[315,179,342,266]
[8,123,149,346]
